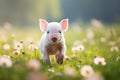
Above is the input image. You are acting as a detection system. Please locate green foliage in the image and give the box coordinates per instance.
[0,0,61,25]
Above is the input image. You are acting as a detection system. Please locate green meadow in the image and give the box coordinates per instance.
[0,22,120,80]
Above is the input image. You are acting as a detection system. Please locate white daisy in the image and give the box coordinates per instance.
[80,65,94,77]
[110,46,119,52]
[3,44,10,50]
[28,44,39,51]
[94,57,106,66]
[13,50,21,55]
[14,41,23,50]
[77,45,85,52]
[0,55,12,68]
[72,44,85,53]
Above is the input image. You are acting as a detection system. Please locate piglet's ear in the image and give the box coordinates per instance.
[60,19,69,31]
[39,19,48,32]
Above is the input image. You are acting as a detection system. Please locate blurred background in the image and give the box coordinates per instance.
[0,0,120,26]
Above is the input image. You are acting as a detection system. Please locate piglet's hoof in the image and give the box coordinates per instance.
[57,60,63,64]
[56,55,64,64]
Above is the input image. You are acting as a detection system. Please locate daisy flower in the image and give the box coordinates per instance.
[72,44,85,53]
[0,55,12,68]
[77,45,85,52]
[3,44,10,50]
[1,55,11,59]
[110,46,119,52]
[14,40,23,50]
[94,57,106,66]
[80,65,94,77]
[28,44,39,51]
[13,50,21,56]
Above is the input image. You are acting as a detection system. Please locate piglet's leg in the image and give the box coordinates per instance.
[55,53,64,64]
[55,49,65,64]
[43,52,51,64]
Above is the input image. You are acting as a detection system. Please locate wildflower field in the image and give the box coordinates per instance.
[0,22,120,80]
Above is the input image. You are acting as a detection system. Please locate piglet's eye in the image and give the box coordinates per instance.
[47,31,49,34]
[58,30,61,33]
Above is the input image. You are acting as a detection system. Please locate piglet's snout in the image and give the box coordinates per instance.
[51,35,58,42]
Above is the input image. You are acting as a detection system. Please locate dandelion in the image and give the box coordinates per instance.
[28,45,38,51]
[64,67,76,77]
[94,57,106,66]
[3,44,10,50]
[27,59,41,71]
[77,45,85,52]
[28,44,39,51]
[14,40,23,50]
[0,55,12,68]
[110,46,119,52]
[13,50,21,56]
[2,55,11,59]
[72,44,85,53]
[80,65,94,77]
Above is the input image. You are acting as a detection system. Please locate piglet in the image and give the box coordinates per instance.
[39,19,69,64]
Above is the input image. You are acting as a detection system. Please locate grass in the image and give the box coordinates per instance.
[0,23,120,80]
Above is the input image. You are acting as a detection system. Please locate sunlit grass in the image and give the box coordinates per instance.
[0,22,120,80]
